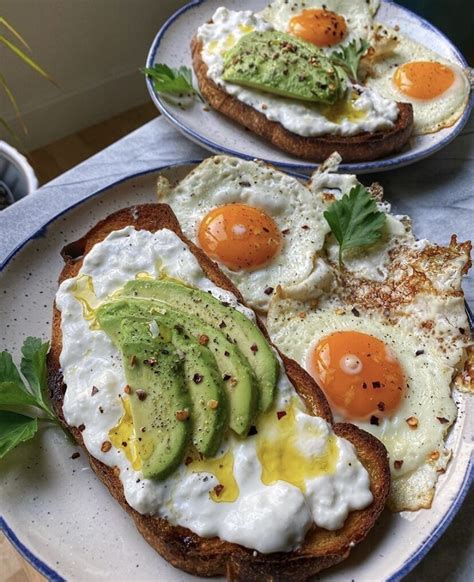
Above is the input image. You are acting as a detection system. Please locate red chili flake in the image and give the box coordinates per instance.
[370,415,379,426]
[176,409,190,421]
[199,334,209,346]
[136,390,147,401]
[71,452,80,460]
[124,385,132,395]
[250,344,258,353]
[247,425,258,436]
[213,484,224,497]
[394,460,403,470]
[437,417,449,424]
[144,357,157,367]
[362,382,367,389]
[185,456,193,466]
[277,411,287,420]
[91,386,99,396]
[377,402,385,411]
[101,441,112,453]
[264,287,274,296]
[193,373,203,384]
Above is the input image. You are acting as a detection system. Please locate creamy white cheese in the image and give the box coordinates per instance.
[197,7,399,137]
[56,226,372,553]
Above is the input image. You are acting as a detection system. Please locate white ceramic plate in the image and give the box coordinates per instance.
[0,164,473,581]
[145,0,473,174]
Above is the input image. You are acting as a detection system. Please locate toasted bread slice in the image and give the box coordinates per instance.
[48,203,390,580]
[191,37,414,163]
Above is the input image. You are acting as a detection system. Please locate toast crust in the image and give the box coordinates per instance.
[48,203,390,580]
[191,37,414,163]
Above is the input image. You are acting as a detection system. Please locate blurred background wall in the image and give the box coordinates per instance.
[0,0,472,151]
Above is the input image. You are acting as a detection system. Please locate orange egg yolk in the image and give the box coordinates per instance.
[393,61,455,100]
[309,331,406,420]
[198,203,282,271]
[289,8,347,47]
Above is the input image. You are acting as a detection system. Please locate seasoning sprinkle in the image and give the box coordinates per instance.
[176,409,190,421]
[406,416,418,428]
[136,390,148,401]
[101,441,112,453]
[394,460,403,470]
[277,410,287,420]
[207,399,219,410]
[198,334,209,346]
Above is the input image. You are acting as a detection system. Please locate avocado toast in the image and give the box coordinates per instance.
[48,203,390,579]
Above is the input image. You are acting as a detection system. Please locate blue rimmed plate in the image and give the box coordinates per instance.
[0,163,472,580]
[145,0,473,174]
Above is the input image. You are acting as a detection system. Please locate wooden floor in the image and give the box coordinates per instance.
[28,102,158,185]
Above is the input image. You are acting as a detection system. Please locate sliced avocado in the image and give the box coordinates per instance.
[222,30,342,104]
[118,329,191,480]
[97,298,256,436]
[120,280,279,413]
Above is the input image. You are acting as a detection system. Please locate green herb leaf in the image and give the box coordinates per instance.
[329,39,369,83]
[0,351,38,408]
[21,337,51,413]
[141,64,203,102]
[323,184,386,267]
[0,411,37,459]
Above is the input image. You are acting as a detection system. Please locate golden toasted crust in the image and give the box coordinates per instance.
[48,203,390,580]
[191,37,414,163]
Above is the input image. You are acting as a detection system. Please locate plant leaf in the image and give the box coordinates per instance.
[0,351,38,407]
[0,71,27,134]
[0,411,37,459]
[0,34,55,84]
[323,184,386,266]
[141,64,203,102]
[0,17,31,51]
[329,39,369,82]
[20,337,51,413]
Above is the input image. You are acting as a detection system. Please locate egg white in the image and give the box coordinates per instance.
[364,29,470,134]
[161,155,333,312]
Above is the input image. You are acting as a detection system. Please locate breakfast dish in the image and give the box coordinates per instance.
[48,203,389,579]
[1,160,472,580]
[161,153,473,513]
[146,0,473,172]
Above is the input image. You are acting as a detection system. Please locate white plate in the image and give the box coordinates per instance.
[145,0,473,174]
[0,163,472,582]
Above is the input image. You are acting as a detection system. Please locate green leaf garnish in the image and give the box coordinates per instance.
[329,39,369,83]
[141,64,204,103]
[323,184,386,267]
[0,411,37,459]
[0,337,70,460]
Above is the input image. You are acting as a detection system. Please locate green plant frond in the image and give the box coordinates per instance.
[0,71,27,134]
[0,17,31,52]
[0,34,56,85]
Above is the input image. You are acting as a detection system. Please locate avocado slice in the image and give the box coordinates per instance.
[222,30,343,105]
[120,280,279,413]
[117,328,191,480]
[97,298,256,436]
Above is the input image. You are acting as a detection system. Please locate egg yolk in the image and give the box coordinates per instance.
[309,331,406,420]
[393,61,455,100]
[198,203,282,271]
[289,8,347,47]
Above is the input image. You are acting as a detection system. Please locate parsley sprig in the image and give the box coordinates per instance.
[0,337,63,459]
[324,184,386,267]
[329,39,369,83]
[142,64,204,103]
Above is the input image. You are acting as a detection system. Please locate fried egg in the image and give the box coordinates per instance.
[197,8,400,138]
[56,225,373,553]
[160,155,333,312]
[267,163,472,511]
[260,0,380,50]
[364,28,470,134]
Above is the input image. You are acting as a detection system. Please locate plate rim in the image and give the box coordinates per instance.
[0,162,473,581]
[145,0,474,174]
